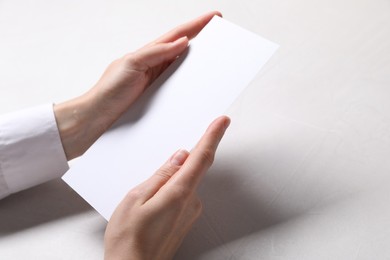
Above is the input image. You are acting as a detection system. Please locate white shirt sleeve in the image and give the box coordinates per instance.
[0,104,69,199]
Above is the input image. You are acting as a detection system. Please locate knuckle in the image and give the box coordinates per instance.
[125,188,142,202]
[192,198,203,217]
[106,58,121,70]
[122,53,136,63]
[167,185,191,204]
[154,167,174,182]
[122,52,136,62]
[199,148,215,166]
[122,53,146,70]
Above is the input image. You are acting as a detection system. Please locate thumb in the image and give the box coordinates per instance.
[138,149,190,203]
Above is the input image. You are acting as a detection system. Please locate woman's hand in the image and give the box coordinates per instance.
[54,11,222,160]
[104,116,230,260]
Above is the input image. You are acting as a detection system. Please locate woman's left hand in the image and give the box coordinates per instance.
[54,11,221,160]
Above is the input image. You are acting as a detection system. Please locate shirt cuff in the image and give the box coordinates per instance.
[0,104,69,199]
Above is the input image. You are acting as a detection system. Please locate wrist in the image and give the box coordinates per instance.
[54,93,109,160]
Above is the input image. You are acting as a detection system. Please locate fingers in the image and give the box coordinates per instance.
[150,11,222,45]
[127,11,222,72]
[137,149,190,203]
[169,116,231,192]
[128,116,229,205]
[129,36,189,70]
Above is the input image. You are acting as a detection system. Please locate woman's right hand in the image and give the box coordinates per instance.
[104,116,230,260]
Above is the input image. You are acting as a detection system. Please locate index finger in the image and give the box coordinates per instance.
[169,116,230,191]
[148,11,222,46]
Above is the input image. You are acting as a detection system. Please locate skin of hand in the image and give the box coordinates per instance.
[104,116,230,260]
[54,11,222,160]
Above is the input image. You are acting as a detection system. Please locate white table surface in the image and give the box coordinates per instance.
[1,0,390,259]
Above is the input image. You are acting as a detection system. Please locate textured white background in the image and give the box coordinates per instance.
[1,0,390,259]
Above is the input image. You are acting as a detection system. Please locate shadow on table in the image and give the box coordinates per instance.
[174,145,352,259]
[0,179,92,235]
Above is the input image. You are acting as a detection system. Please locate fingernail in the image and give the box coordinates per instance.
[224,117,231,130]
[171,149,189,166]
[176,36,188,44]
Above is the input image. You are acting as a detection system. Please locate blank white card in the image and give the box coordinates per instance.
[62,16,278,220]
